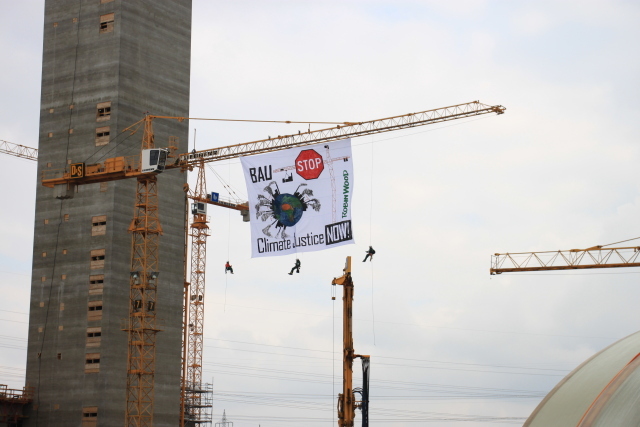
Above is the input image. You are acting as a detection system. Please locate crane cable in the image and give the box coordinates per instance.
[86,115,352,166]
[36,3,82,424]
[224,160,231,313]
[370,138,376,346]
[168,117,355,125]
[601,236,640,247]
[82,123,140,165]
[206,164,246,202]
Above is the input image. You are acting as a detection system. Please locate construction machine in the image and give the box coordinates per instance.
[332,256,370,427]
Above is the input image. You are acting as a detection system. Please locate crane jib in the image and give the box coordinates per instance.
[38,101,505,187]
[490,246,640,274]
[178,102,505,166]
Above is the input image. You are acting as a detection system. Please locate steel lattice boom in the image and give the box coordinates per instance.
[0,140,38,161]
[177,101,505,166]
[490,246,640,274]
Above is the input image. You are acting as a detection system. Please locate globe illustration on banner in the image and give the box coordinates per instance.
[272,193,304,226]
[252,181,321,239]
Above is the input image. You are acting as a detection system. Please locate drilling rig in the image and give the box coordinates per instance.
[332,257,370,427]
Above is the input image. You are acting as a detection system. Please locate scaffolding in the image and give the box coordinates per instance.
[184,382,213,425]
[0,385,34,427]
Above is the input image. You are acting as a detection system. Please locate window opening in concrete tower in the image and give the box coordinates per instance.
[85,354,100,373]
[91,215,107,236]
[82,407,98,427]
[86,327,102,347]
[90,249,105,269]
[95,126,110,146]
[89,274,104,295]
[99,13,114,33]
[96,101,111,122]
[87,301,103,321]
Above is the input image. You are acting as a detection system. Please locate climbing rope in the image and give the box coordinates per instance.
[370,139,376,345]
[224,160,232,313]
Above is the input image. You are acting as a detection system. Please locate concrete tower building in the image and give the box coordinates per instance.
[26,1,191,426]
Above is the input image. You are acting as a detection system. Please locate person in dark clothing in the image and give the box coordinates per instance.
[288,258,301,275]
[225,261,234,274]
[363,246,375,262]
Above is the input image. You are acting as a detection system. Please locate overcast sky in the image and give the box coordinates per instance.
[2,1,640,426]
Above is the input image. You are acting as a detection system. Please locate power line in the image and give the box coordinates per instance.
[207,302,614,340]
[0,309,28,316]
[0,318,28,324]
[205,337,570,372]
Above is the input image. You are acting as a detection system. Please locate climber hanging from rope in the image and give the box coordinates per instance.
[288,258,301,275]
[363,246,376,262]
[225,261,234,274]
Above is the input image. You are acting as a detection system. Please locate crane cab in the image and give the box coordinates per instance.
[191,202,207,216]
[141,148,168,173]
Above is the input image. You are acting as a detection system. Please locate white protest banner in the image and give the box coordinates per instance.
[240,138,354,257]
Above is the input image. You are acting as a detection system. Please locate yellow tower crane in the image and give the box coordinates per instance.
[2,140,245,426]
[180,162,248,425]
[183,161,211,425]
[38,100,506,426]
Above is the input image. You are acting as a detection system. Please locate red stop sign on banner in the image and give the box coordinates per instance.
[295,149,324,180]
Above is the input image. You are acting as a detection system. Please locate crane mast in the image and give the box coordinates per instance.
[32,100,505,426]
[491,245,640,274]
[124,118,162,427]
[181,161,211,425]
[180,166,248,426]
